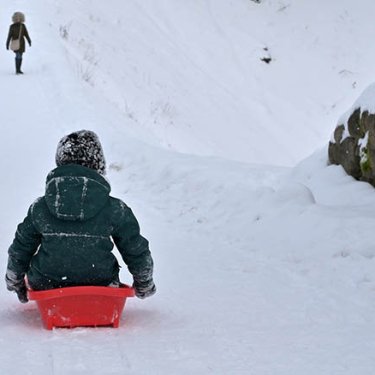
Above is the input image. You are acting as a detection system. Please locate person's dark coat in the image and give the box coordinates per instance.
[6,22,31,53]
[7,164,154,290]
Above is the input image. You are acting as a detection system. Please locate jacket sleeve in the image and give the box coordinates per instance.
[23,25,31,45]
[7,206,42,277]
[6,26,12,49]
[112,202,154,283]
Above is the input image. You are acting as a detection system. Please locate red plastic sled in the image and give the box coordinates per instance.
[28,284,135,330]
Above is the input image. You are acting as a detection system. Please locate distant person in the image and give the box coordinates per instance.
[5,130,156,303]
[6,12,32,75]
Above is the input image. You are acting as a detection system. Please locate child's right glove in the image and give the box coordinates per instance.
[133,278,156,299]
[5,270,28,303]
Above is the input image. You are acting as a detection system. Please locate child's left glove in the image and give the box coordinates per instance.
[133,279,156,299]
[5,270,28,303]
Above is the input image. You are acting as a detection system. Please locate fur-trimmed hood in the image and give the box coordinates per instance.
[12,12,25,23]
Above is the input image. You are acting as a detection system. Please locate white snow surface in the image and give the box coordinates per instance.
[0,1,374,374]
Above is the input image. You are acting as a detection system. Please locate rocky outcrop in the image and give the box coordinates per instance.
[329,107,375,186]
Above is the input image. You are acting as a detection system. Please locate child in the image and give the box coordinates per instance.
[5,130,156,303]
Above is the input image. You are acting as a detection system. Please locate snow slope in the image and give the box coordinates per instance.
[0,1,374,374]
[48,0,375,166]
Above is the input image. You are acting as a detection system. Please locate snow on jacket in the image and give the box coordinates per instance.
[6,22,31,53]
[7,164,153,290]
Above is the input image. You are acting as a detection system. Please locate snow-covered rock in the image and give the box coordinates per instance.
[329,83,375,186]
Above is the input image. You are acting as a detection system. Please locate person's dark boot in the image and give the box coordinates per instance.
[18,58,23,74]
[15,58,23,74]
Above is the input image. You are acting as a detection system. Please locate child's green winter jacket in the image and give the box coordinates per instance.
[7,164,153,290]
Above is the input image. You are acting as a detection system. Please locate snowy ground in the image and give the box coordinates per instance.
[0,1,374,374]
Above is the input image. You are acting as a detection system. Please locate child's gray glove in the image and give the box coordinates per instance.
[5,270,28,303]
[133,279,156,299]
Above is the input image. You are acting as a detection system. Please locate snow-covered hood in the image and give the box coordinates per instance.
[44,164,111,221]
